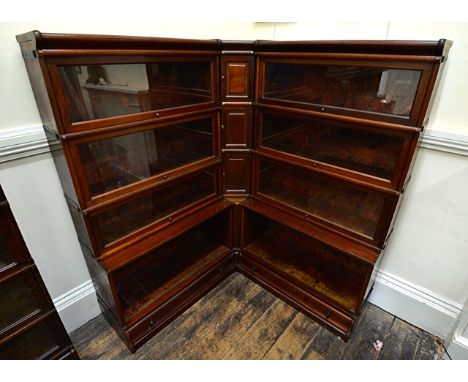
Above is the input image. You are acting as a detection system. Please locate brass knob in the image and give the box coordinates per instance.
[155,112,160,117]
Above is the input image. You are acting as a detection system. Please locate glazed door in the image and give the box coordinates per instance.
[256,55,438,126]
[47,55,219,133]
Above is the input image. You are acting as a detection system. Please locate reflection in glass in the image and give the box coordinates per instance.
[258,159,386,239]
[261,112,405,180]
[0,235,14,271]
[264,63,421,116]
[59,62,212,123]
[96,170,216,247]
[0,273,40,332]
[78,118,214,197]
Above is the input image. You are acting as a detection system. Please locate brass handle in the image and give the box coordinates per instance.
[155,112,160,117]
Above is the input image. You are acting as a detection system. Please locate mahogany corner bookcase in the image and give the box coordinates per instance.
[17,31,451,353]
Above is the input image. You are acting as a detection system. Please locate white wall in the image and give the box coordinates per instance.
[0,22,467,357]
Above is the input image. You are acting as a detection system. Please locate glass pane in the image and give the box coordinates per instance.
[258,159,386,239]
[264,63,421,117]
[261,112,405,181]
[0,273,41,332]
[0,235,14,271]
[0,320,58,360]
[96,170,216,247]
[78,118,214,197]
[245,218,369,312]
[59,62,212,123]
[115,226,227,320]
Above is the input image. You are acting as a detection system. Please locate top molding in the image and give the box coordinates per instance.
[255,39,451,56]
[15,30,221,51]
[16,31,451,58]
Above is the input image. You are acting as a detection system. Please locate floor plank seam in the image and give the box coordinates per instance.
[261,310,300,359]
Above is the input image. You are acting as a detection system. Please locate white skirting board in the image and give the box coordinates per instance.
[368,269,462,339]
[52,279,101,334]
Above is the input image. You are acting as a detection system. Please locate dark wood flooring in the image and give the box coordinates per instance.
[70,273,445,360]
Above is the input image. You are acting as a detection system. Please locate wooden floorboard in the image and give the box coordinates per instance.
[70,273,445,360]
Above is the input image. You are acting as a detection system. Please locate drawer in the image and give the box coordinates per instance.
[0,313,72,360]
[253,154,398,248]
[222,106,252,149]
[0,200,33,276]
[49,56,219,133]
[223,152,251,195]
[67,111,220,208]
[125,251,235,350]
[256,56,436,126]
[221,56,254,101]
[111,209,232,325]
[0,268,53,337]
[238,253,354,339]
[255,106,418,190]
[85,165,221,258]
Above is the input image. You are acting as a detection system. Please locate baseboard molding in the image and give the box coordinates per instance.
[447,335,468,360]
[53,279,101,334]
[369,269,463,340]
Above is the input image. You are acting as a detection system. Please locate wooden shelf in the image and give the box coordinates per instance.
[115,230,230,322]
[244,223,370,313]
[242,198,379,265]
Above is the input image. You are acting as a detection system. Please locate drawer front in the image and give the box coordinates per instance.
[223,152,251,194]
[126,252,235,350]
[68,111,220,208]
[0,269,52,337]
[87,166,221,257]
[221,56,254,101]
[256,56,436,126]
[49,56,219,133]
[253,154,397,247]
[0,314,71,360]
[255,107,417,190]
[238,253,354,339]
[222,106,252,149]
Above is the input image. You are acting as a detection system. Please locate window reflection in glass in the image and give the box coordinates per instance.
[59,62,212,123]
[264,63,421,117]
